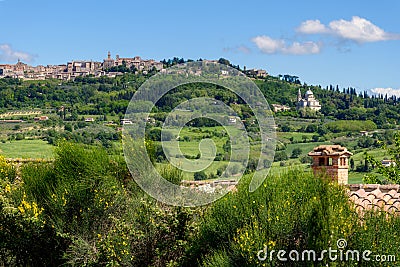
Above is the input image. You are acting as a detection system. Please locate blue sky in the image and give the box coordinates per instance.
[1,0,400,95]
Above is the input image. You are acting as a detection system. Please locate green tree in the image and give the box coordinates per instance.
[281,124,291,132]
[217,58,230,66]
[305,124,317,133]
[194,171,207,181]
[365,133,400,184]
[291,147,302,158]
[274,151,288,162]
[15,133,24,140]
[64,123,73,132]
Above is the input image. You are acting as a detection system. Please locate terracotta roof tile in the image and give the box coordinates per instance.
[366,193,376,202]
[379,184,399,192]
[348,184,362,190]
[347,184,400,216]
[349,194,359,202]
[388,189,398,197]
[308,145,353,157]
[349,189,367,199]
[387,206,398,214]
[363,184,378,192]
[382,193,393,202]
[374,199,386,208]
[393,201,400,209]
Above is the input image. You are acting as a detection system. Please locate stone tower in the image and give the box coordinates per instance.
[308,145,353,184]
[297,88,302,102]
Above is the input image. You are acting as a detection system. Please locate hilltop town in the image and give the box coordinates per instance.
[0,52,269,81]
[0,52,164,80]
[0,54,399,266]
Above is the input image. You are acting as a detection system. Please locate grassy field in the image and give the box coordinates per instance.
[351,147,387,162]
[275,117,321,132]
[348,171,365,184]
[270,161,372,184]
[159,125,386,184]
[277,132,316,143]
[269,161,311,176]
[157,160,239,181]
[285,141,331,158]
[158,125,256,180]
[0,121,390,185]
[0,139,54,159]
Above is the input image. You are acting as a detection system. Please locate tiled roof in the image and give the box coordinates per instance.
[348,184,400,215]
[308,145,353,157]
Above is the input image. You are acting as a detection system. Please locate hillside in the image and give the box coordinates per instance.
[0,61,398,184]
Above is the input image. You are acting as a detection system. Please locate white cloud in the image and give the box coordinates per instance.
[283,41,321,55]
[223,45,251,54]
[297,16,400,43]
[329,16,398,43]
[0,44,35,63]
[236,45,251,54]
[251,35,321,55]
[251,36,284,54]
[297,19,328,34]
[371,88,400,97]
[251,16,399,55]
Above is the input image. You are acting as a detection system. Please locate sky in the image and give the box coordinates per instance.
[1,0,400,96]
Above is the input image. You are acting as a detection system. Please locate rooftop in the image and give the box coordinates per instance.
[305,89,314,95]
[308,145,353,157]
[348,184,400,215]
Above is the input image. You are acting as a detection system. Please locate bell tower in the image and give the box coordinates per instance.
[297,88,302,102]
[308,145,353,184]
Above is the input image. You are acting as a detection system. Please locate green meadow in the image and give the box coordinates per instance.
[0,139,54,159]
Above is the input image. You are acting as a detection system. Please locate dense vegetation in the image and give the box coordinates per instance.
[0,67,398,156]
[1,59,400,265]
[1,63,400,129]
[0,144,399,266]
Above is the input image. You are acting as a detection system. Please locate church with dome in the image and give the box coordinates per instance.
[296,88,321,111]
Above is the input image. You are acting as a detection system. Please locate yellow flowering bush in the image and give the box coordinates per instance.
[193,169,400,266]
[2,143,400,266]
[0,155,16,181]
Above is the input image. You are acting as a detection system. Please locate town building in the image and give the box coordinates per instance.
[271,104,291,112]
[34,116,49,121]
[228,116,237,124]
[381,159,396,167]
[244,68,268,78]
[0,51,164,81]
[308,145,353,184]
[85,117,95,122]
[103,51,115,70]
[296,88,321,111]
[103,52,163,72]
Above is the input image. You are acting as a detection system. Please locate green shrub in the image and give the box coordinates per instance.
[2,142,400,266]
[201,250,232,267]
[187,169,400,266]
[159,164,184,185]
[274,151,288,162]
[325,120,377,133]
[194,171,207,181]
[0,159,64,266]
[291,147,302,158]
